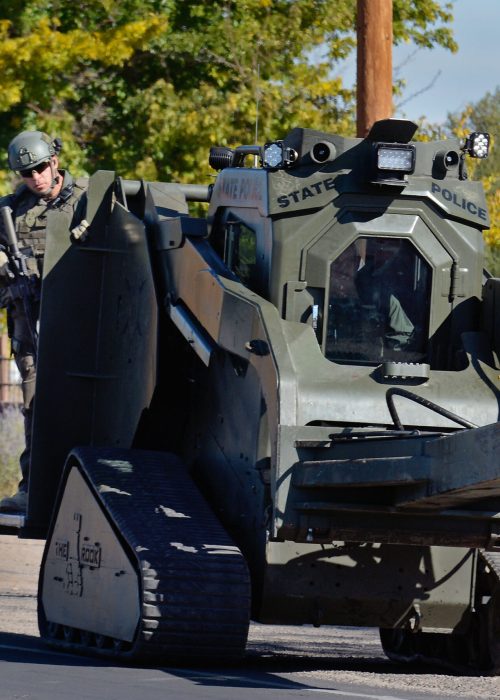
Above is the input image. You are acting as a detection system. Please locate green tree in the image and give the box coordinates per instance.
[0,1,460,346]
[416,88,499,275]
[447,90,500,274]
[0,0,456,190]
[447,87,500,180]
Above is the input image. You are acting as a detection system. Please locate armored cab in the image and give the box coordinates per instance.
[2,120,499,671]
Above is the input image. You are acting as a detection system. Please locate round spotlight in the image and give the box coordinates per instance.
[310,141,336,164]
[434,150,459,173]
[209,146,235,171]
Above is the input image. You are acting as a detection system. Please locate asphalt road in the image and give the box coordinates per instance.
[0,632,449,700]
[0,535,498,700]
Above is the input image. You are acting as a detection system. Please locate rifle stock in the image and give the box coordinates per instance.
[0,205,39,354]
[1,205,20,254]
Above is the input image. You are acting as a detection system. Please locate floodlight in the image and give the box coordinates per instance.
[376,144,415,172]
[464,132,490,159]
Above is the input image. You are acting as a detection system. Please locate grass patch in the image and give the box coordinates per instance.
[0,405,24,498]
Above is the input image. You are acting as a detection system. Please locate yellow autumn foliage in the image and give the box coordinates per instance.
[482,176,500,248]
[0,16,166,111]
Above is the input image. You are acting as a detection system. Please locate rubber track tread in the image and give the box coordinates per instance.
[480,550,500,580]
[41,447,251,662]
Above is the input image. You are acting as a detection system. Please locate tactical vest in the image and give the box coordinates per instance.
[0,171,88,259]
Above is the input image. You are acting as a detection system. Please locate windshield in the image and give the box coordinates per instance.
[325,237,431,364]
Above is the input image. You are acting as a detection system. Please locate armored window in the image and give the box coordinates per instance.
[325,237,431,364]
[224,220,257,288]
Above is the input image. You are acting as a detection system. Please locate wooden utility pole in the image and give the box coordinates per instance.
[356,0,393,137]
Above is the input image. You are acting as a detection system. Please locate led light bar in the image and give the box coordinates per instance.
[376,144,415,172]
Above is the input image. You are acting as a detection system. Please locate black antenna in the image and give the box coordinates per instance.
[255,62,260,144]
[254,62,260,167]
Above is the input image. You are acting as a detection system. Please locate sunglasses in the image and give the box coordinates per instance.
[20,160,51,178]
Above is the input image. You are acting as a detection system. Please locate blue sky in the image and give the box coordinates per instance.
[341,0,500,125]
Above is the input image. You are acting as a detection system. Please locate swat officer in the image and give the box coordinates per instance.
[0,130,87,512]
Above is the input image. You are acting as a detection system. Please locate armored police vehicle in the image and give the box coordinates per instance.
[1,119,499,672]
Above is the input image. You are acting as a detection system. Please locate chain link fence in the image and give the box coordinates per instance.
[0,334,23,496]
[0,334,22,405]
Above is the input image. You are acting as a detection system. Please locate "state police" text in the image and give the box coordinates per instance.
[432,183,487,220]
[277,176,336,208]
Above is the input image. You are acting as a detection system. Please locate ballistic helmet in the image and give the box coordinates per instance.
[7,130,61,172]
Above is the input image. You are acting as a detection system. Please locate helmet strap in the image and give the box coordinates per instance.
[49,159,60,189]
[39,159,62,200]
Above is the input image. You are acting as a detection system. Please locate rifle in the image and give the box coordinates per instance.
[0,205,40,357]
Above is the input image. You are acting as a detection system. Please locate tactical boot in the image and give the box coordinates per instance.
[0,490,27,513]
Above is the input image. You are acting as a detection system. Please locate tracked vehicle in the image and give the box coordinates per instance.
[1,119,499,671]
